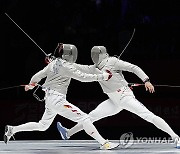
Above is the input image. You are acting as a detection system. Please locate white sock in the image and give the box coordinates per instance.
[152,116,179,139]
[82,119,106,145]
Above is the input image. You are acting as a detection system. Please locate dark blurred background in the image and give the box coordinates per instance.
[0,0,180,141]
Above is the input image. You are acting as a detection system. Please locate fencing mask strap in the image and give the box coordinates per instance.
[91,46,108,65]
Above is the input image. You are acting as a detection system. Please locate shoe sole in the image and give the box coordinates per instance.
[111,143,120,149]
[100,143,120,150]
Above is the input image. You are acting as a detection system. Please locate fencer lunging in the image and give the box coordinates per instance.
[4,44,119,150]
[56,45,180,148]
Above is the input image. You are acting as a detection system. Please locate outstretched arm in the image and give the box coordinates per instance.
[73,63,96,74]
[64,62,112,82]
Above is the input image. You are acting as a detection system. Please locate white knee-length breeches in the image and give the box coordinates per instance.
[89,86,156,123]
[39,89,89,130]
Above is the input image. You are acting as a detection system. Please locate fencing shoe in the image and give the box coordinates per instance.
[175,137,180,149]
[100,140,119,150]
[57,122,69,140]
[4,125,15,144]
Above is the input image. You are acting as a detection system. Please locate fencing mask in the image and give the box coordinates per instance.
[91,46,108,65]
[54,43,78,63]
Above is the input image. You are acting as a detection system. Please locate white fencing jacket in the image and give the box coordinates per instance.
[29,58,106,95]
[74,56,149,94]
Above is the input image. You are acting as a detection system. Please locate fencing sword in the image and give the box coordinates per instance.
[0,84,26,91]
[0,83,37,91]
[118,28,136,59]
[116,28,180,89]
[128,83,180,88]
[5,13,52,59]
[0,83,44,102]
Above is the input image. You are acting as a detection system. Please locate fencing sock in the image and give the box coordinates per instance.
[152,116,179,139]
[81,118,106,145]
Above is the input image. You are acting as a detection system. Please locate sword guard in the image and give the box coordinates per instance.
[45,53,55,64]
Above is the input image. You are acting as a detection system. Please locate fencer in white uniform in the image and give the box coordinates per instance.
[57,46,180,148]
[4,44,119,150]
